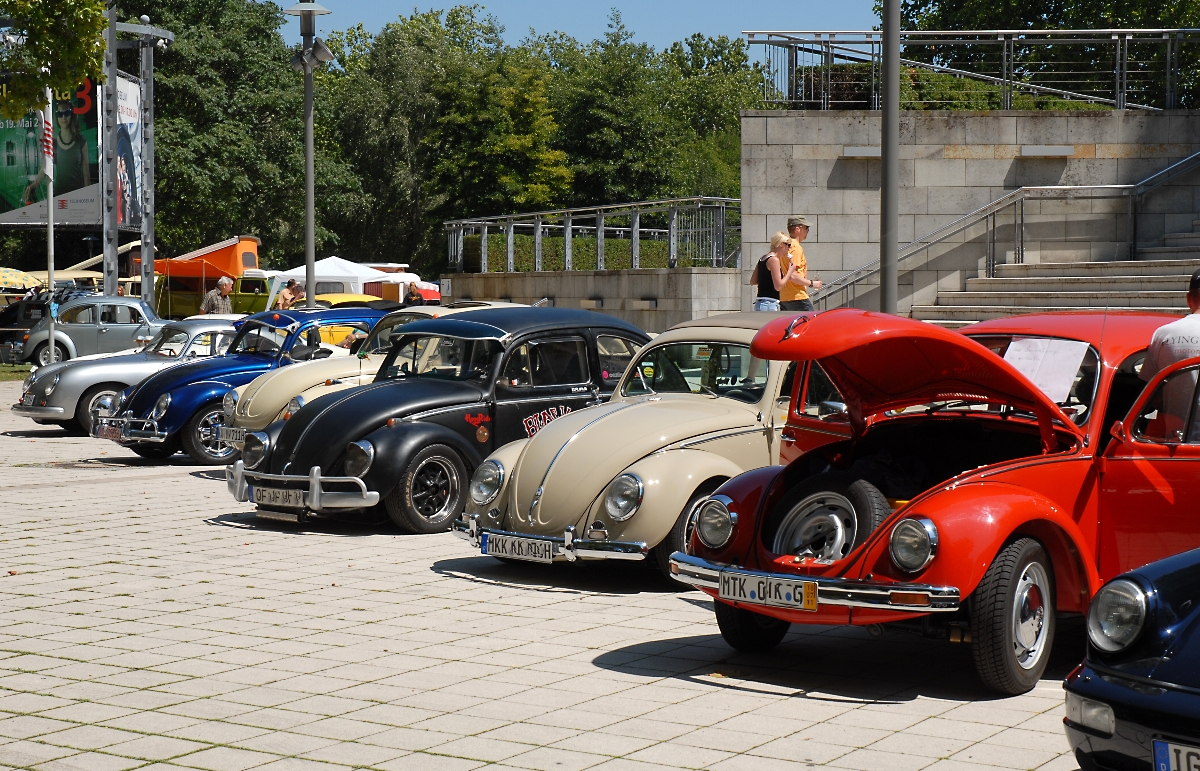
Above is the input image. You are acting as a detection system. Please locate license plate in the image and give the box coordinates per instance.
[482,533,555,563]
[718,571,818,611]
[1155,740,1200,771]
[253,486,305,508]
[219,427,246,444]
[21,393,33,406]
[98,425,122,441]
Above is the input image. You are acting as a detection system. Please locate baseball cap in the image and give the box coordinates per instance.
[1191,268,1200,294]
[787,216,811,228]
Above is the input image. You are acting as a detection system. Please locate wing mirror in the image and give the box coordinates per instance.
[1109,420,1127,444]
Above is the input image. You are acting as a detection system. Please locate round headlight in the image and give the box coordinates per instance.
[1088,578,1146,652]
[151,392,171,420]
[889,518,938,573]
[604,474,643,522]
[21,371,34,393]
[242,432,270,470]
[44,373,60,396]
[469,460,504,506]
[344,440,374,478]
[695,496,736,549]
[222,390,239,419]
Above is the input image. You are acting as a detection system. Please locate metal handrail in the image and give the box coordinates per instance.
[814,148,1200,311]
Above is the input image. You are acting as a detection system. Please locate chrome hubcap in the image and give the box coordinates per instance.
[1012,562,1051,669]
[772,492,855,559]
[197,409,236,460]
[411,457,458,523]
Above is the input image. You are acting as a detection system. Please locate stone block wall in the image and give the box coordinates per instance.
[439,268,741,333]
[741,110,1200,313]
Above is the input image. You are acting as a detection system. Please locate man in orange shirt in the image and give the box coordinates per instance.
[779,215,822,311]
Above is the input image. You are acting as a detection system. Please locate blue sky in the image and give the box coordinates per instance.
[282,1,880,50]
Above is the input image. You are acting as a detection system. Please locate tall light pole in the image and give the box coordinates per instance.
[284,0,331,309]
[880,0,900,315]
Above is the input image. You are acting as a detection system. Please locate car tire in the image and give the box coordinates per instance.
[32,342,68,366]
[76,384,124,435]
[969,537,1056,695]
[181,404,240,465]
[764,472,890,559]
[714,600,791,652]
[653,489,714,584]
[130,442,177,460]
[385,445,467,534]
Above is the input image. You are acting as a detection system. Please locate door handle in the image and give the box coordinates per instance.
[98,327,109,333]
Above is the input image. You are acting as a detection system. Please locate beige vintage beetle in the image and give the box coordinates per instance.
[454,312,797,578]
[220,301,524,449]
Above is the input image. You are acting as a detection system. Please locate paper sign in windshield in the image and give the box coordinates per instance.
[1003,338,1089,404]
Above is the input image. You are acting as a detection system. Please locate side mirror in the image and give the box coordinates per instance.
[1110,420,1127,444]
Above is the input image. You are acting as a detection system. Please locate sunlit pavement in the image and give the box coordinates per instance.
[0,381,1081,771]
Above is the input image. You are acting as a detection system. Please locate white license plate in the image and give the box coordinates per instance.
[98,425,122,441]
[718,571,818,611]
[1155,740,1200,771]
[482,533,554,563]
[253,486,305,508]
[20,393,33,406]
[219,427,246,444]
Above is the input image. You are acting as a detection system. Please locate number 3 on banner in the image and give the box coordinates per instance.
[73,79,93,116]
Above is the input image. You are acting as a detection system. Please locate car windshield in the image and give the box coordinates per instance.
[228,322,289,357]
[358,313,432,356]
[148,328,190,356]
[965,335,1099,426]
[622,342,768,404]
[378,335,501,382]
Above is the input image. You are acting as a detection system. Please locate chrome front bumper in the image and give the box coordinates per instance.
[453,512,648,562]
[92,413,168,443]
[669,552,961,611]
[11,403,65,418]
[226,460,381,512]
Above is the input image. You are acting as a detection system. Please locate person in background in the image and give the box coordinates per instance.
[275,279,299,310]
[779,215,822,312]
[1139,269,1200,440]
[405,284,424,307]
[200,276,233,315]
[116,285,125,297]
[750,231,797,311]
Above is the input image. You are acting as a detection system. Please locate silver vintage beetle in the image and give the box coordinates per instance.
[13,318,238,434]
[15,295,166,366]
[454,312,798,578]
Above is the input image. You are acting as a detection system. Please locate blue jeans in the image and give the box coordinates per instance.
[753,297,780,311]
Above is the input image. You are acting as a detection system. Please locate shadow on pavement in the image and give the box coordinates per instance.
[189,469,227,481]
[431,555,680,596]
[590,612,1086,704]
[203,510,394,537]
[3,427,81,438]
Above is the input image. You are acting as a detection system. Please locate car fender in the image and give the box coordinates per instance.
[690,465,788,565]
[161,380,240,435]
[600,449,749,548]
[26,329,78,360]
[359,421,486,500]
[469,438,531,527]
[855,480,1099,611]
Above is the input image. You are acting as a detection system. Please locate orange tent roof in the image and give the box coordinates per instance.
[155,236,260,279]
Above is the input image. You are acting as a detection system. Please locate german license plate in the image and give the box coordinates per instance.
[98,425,122,441]
[20,393,33,406]
[219,426,246,444]
[253,486,304,508]
[1155,740,1200,771]
[482,533,554,563]
[719,571,818,611]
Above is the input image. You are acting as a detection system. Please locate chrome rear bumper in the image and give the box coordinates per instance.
[226,460,381,512]
[669,552,961,611]
[454,513,648,561]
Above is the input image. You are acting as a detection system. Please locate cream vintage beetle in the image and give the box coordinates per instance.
[454,312,805,578]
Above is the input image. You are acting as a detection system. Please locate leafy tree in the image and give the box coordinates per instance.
[0,0,107,118]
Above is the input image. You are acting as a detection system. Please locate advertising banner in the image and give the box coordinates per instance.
[0,78,104,227]
[115,74,142,229]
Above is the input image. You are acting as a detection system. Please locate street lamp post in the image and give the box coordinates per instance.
[284,0,332,309]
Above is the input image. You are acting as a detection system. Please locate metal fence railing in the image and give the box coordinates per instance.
[747,29,1200,111]
[444,197,741,273]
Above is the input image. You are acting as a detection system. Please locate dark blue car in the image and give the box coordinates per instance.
[93,308,385,464]
[1065,547,1200,771]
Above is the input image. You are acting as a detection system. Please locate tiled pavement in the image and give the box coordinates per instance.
[0,382,1083,771]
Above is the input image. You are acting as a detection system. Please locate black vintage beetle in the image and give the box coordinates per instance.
[227,307,650,532]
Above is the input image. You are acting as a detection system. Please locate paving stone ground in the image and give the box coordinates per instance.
[0,381,1084,771]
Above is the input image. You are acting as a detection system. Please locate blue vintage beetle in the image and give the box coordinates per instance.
[1065,546,1200,771]
[93,307,386,463]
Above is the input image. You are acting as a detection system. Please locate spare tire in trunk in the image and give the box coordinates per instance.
[764,472,890,559]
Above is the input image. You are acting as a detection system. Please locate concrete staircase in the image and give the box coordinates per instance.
[911,220,1200,327]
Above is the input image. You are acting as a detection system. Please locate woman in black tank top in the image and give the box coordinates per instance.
[750,231,796,311]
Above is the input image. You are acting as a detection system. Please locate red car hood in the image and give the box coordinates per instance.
[751,310,1083,449]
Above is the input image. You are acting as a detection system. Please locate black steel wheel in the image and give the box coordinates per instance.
[181,404,239,465]
[385,444,467,534]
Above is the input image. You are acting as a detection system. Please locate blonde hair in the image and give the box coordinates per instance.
[769,231,792,251]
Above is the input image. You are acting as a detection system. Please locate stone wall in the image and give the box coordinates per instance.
[741,110,1200,313]
[438,268,741,333]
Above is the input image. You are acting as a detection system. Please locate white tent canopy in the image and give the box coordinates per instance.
[266,256,391,305]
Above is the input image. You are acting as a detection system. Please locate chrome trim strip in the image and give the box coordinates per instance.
[668,552,961,611]
[679,426,766,449]
[787,423,852,438]
[404,402,488,422]
[452,518,648,561]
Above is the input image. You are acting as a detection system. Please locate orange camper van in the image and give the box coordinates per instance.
[154,236,270,319]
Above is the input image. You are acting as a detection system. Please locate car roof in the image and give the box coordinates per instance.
[390,307,648,340]
[670,311,800,331]
[61,294,144,306]
[243,307,388,325]
[961,311,1180,368]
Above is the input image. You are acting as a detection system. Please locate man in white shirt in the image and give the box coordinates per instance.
[1139,269,1200,440]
